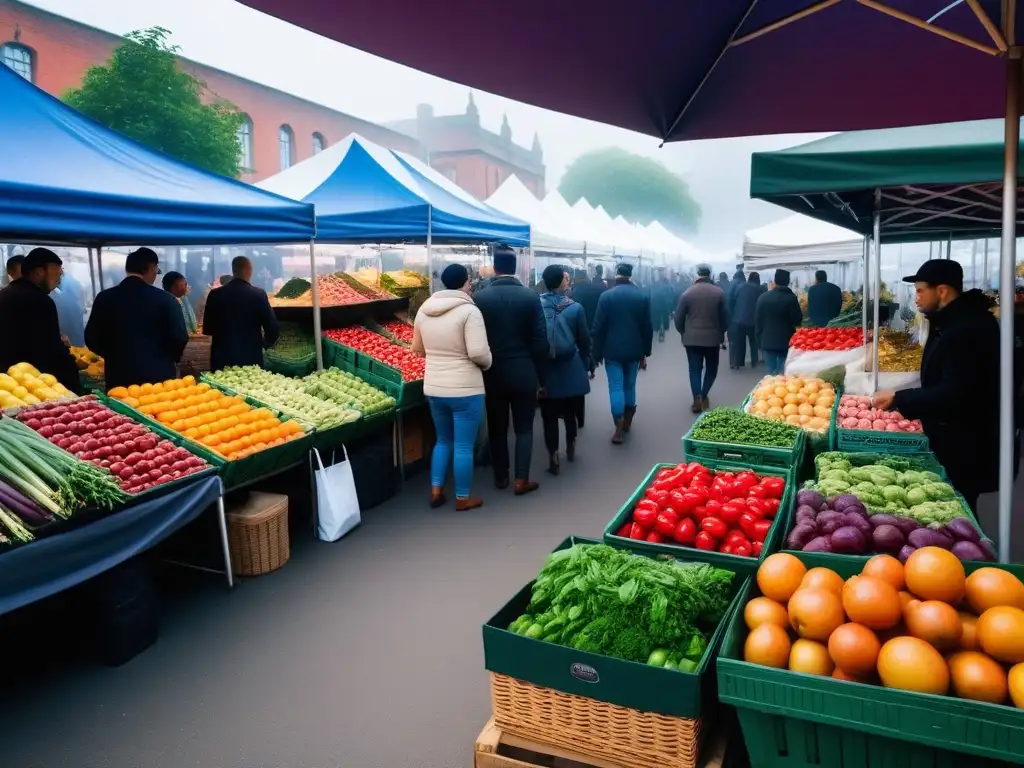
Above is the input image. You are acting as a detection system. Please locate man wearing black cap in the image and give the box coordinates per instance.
[0,248,80,393]
[85,248,188,390]
[473,245,549,494]
[874,260,999,511]
[591,262,653,443]
[755,269,803,375]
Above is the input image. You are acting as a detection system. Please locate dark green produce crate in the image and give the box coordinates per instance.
[603,460,793,572]
[816,449,948,480]
[101,395,312,492]
[263,352,316,378]
[483,535,747,720]
[717,554,1024,768]
[683,415,806,472]
[741,387,840,460]
[321,338,424,410]
[835,426,929,453]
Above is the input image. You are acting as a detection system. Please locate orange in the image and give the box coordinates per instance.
[832,667,872,684]
[877,637,949,695]
[138,394,156,406]
[959,612,980,650]
[124,397,140,408]
[898,590,918,614]
[139,405,155,416]
[904,600,963,651]
[151,383,165,394]
[861,555,905,591]
[108,386,129,399]
[127,384,142,398]
[206,433,223,447]
[965,568,1024,614]
[182,375,196,386]
[842,576,902,630]
[1009,663,1024,708]
[744,623,791,668]
[140,382,154,395]
[948,651,1008,704]
[197,424,211,437]
[789,588,846,641]
[976,606,1024,663]
[162,410,179,424]
[904,547,965,604]
[828,623,881,677]
[789,639,834,676]
[171,420,187,432]
[800,567,845,597]
[184,428,200,439]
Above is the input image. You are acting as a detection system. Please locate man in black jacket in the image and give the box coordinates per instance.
[755,269,803,375]
[85,248,188,390]
[0,248,80,393]
[571,266,607,329]
[874,260,999,511]
[807,269,844,326]
[203,256,280,371]
[729,272,763,369]
[474,245,549,494]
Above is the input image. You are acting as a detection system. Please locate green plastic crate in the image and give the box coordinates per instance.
[263,353,316,378]
[683,415,806,472]
[717,554,1024,768]
[603,460,793,571]
[483,535,748,720]
[835,426,929,453]
[741,386,840,460]
[322,338,424,410]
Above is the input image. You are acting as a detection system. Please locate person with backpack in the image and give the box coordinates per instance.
[538,265,591,475]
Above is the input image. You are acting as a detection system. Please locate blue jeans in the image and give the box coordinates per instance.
[685,345,720,398]
[605,360,640,421]
[427,394,484,498]
[764,350,786,375]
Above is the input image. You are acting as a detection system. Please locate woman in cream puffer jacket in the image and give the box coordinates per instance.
[412,264,492,511]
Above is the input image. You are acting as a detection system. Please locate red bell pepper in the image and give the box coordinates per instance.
[764,498,781,516]
[677,491,703,513]
[752,541,764,556]
[673,517,697,545]
[655,510,680,536]
[633,506,657,529]
[694,531,716,550]
[646,530,665,543]
[733,541,752,557]
[747,484,769,499]
[653,471,685,491]
[720,542,734,555]
[690,471,713,488]
[724,529,748,546]
[700,516,728,539]
[738,513,757,538]
[719,501,746,526]
[761,476,785,499]
[692,505,708,523]
[629,522,648,540]
[615,523,632,537]
[751,519,773,543]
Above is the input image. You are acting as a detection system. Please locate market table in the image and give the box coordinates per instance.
[0,474,226,616]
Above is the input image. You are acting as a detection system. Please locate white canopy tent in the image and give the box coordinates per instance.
[542,191,615,256]
[743,214,862,263]
[486,175,585,254]
[645,221,706,263]
[572,199,630,255]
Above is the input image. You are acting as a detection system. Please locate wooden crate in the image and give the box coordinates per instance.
[474,718,730,768]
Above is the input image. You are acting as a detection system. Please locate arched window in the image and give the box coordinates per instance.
[312,132,325,155]
[279,125,294,170]
[1,43,33,82]
[236,114,253,171]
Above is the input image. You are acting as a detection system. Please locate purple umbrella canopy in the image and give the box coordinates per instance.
[239,0,1019,140]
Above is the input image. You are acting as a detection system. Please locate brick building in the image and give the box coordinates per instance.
[388,94,546,200]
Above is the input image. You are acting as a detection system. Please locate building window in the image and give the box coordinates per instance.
[279,125,295,170]
[312,132,325,154]
[236,114,253,171]
[1,43,33,82]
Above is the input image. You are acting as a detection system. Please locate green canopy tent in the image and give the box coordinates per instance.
[750,119,1024,559]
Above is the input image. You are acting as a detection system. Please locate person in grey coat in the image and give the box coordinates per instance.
[728,272,763,369]
[755,269,804,375]
[675,264,727,414]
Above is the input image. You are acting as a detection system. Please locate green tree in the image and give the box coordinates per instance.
[559,148,701,235]
[63,27,244,178]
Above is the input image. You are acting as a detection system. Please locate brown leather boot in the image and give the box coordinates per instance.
[623,405,637,432]
[701,396,711,412]
[612,418,625,444]
[455,497,484,511]
[429,487,447,509]
[691,397,703,414]
[514,479,539,495]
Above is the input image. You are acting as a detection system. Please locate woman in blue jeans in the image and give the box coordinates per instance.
[411,264,493,510]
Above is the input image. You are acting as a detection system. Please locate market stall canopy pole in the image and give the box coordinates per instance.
[238,0,1018,141]
[309,239,324,372]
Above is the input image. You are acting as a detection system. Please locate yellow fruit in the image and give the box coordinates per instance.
[1009,663,1024,708]
[789,639,834,676]
[22,393,40,405]
[10,385,27,399]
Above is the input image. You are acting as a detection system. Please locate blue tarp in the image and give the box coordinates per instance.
[257,134,531,246]
[0,66,316,246]
[0,475,223,616]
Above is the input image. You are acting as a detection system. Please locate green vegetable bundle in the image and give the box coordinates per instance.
[691,408,800,448]
[815,450,944,475]
[506,544,734,667]
[275,278,311,299]
[265,323,316,364]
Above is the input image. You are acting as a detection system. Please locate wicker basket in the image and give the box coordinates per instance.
[226,492,290,576]
[489,673,702,768]
[179,334,212,377]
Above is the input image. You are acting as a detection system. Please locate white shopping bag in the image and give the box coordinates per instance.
[314,447,361,542]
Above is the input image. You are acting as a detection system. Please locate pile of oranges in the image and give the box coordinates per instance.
[744,550,1024,707]
[747,375,836,433]
[108,376,305,460]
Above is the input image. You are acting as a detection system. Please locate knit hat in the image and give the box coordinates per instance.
[616,262,633,278]
[774,268,791,286]
[696,263,712,277]
[441,263,469,290]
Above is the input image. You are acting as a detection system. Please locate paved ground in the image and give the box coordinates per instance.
[0,342,1019,768]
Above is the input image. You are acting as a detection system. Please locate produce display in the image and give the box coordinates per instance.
[107,377,306,460]
[0,363,75,408]
[379,270,428,292]
[838,394,922,433]
[335,271,394,301]
[827,299,864,328]
[0,414,126,539]
[786,488,994,562]
[204,367,362,430]
[265,322,316,363]
[876,329,924,373]
[613,461,787,558]
[806,452,958,515]
[380,319,414,344]
[789,327,864,351]
[275,278,311,300]
[304,369,397,416]
[746,375,837,433]
[690,408,801,449]
[271,274,368,307]
[505,543,735,671]
[323,327,425,381]
[743,551,1024,708]
[16,397,211,495]
[71,346,105,379]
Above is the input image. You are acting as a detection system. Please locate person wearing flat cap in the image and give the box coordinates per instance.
[591,262,653,444]
[874,260,999,512]
[0,247,80,393]
[675,264,727,414]
[755,268,803,375]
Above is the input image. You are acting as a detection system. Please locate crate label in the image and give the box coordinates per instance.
[570,662,600,683]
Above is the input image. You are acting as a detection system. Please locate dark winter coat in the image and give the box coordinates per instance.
[474,275,550,394]
[893,290,1000,497]
[203,278,281,371]
[591,279,653,364]
[85,276,188,390]
[731,280,763,327]
[0,279,80,393]
[649,280,676,318]
[570,277,607,328]
[727,272,745,314]
[807,281,844,327]
[755,286,803,352]
[539,292,591,399]
[674,278,727,347]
